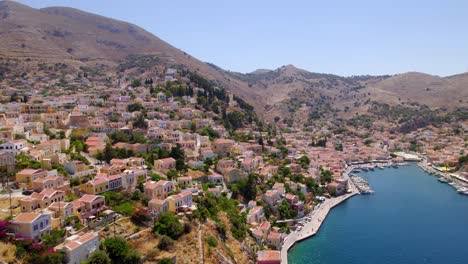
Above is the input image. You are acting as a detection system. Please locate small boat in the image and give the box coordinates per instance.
[369,167,375,171]
[438,177,448,183]
[391,164,398,168]
[362,167,368,171]
[378,166,384,170]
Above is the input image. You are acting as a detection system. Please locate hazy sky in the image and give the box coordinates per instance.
[16,0,468,76]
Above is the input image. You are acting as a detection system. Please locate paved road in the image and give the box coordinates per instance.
[80,151,99,166]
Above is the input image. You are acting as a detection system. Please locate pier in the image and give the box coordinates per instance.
[350,175,374,194]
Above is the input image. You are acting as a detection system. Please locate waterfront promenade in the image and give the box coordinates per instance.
[280,172,359,264]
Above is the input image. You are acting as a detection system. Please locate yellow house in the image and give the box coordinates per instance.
[166,191,193,213]
[16,169,48,189]
[81,176,109,195]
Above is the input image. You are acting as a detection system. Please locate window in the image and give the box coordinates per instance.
[33,225,38,231]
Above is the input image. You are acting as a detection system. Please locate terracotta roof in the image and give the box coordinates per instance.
[156,157,176,164]
[79,194,103,203]
[257,250,281,261]
[208,173,223,178]
[48,202,71,209]
[149,199,166,205]
[40,189,62,198]
[267,232,282,240]
[18,169,45,175]
[13,212,42,223]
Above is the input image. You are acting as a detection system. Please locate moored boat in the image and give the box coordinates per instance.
[438,177,448,183]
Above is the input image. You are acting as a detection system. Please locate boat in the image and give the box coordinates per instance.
[378,166,384,170]
[369,167,375,171]
[438,177,448,183]
[391,164,398,168]
[362,167,368,171]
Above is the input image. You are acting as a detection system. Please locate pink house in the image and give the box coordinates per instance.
[154,157,176,172]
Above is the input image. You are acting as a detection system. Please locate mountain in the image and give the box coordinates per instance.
[366,72,468,108]
[0,0,466,124]
[0,0,261,107]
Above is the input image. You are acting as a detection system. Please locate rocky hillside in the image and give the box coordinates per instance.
[0,1,261,107]
[0,0,466,125]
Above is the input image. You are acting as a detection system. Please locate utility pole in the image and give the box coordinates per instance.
[58,197,62,227]
[113,215,116,236]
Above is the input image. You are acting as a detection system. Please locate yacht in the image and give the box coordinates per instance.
[438,177,448,183]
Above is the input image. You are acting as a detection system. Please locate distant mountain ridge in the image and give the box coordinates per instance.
[0,0,466,121]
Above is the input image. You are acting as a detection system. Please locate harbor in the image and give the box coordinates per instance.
[417,158,468,195]
[281,157,464,264]
[280,184,358,264]
[287,164,468,264]
[281,163,366,264]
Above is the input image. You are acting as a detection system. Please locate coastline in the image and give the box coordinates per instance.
[280,189,358,264]
[280,164,365,264]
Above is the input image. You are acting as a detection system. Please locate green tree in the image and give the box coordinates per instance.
[85,250,111,264]
[103,142,114,163]
[41,229,65,249]
[157,235,174,250]
[320,168,333,184]
[170,144,186,171]
[278,200,296,219]
[158,258,172,264]
[127,102,143,112]
[100,237,140,264]
[206,236,218,247]
[152,212,184,240]
[41,252,65,264]
[166,169,178,180]
[130,79,141,88]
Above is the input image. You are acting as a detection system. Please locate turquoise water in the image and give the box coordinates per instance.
[288,164,468,264]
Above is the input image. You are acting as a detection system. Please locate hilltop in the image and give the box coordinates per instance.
[0,0,466,127]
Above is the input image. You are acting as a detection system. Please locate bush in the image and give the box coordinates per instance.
[131,208,152,225]
[41,229,65,249]
[84,250,111,264]
[152,212,184,240]
[157,235,174,250]
[100,237,140,264]
[206,236,218,247]
[158,258,172,264]
[183,223,192,234]
[114,201,136,216]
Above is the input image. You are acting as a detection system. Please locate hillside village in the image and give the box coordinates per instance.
[0,58,466,264]
[0,1,466,263]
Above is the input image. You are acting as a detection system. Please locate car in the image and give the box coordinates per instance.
[22,190,32,195]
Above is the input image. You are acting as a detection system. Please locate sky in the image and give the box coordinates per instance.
[15,0,468,76]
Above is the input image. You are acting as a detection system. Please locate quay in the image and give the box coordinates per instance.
[280,161,396,264]
[280,169,359,264]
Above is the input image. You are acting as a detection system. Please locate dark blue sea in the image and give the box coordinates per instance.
[288,164,468,264]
